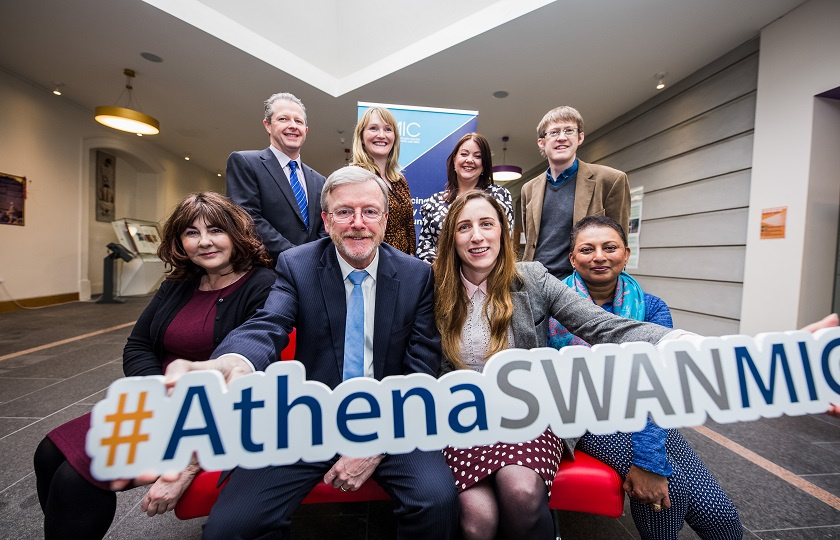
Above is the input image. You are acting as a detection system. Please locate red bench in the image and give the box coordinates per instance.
[174,449,623,520]
[174,328,625,523]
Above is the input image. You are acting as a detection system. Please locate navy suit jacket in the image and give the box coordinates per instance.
[212,238,442,387]
[226,148,327,261]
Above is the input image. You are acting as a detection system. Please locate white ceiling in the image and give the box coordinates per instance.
[1,0,805,179]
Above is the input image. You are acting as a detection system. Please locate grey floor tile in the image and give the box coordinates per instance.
[800,473,840,494]
[554,509,638,539]
[106,488,205,540]
[0,298,148,356]
[703,417,840,476]
[0,354,54,371]
[0,403,93,490]
[753,524,840,539]
[682,428,840,532]
[0,377,62,404]
[5,341,124,379]
[0,417,35,438]
[0,362,123,418]
[813,442,840,457]
[0,474,44,540]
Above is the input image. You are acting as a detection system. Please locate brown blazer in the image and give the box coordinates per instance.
[520,159,630,261]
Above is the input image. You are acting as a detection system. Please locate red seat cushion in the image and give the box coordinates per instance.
[174,470,390,519]
[174,470,226,520]
[548,450,625,518]
[279,328,296,360]
[302,478,390,504]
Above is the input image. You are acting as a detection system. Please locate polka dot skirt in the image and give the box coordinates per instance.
[443,429,563,493]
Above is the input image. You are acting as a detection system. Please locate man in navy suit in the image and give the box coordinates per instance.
[226,92,326,262]
[192,166,458,539]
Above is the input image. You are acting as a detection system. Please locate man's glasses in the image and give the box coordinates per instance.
[328,207,385,223]
[541,128,579,139]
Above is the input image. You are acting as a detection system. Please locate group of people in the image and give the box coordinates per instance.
[33,91,836,540]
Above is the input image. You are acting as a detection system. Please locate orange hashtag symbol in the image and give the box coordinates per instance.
[101,392,154,467]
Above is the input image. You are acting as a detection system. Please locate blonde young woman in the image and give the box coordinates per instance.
[351,106,416,255]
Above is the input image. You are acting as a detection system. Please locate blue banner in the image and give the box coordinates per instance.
[357,102,478,239]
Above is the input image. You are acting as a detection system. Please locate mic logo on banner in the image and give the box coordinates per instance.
[86,328,840,480]
[397,121,421,143]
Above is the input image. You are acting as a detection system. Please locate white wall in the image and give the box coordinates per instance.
[0,69,223,303]
[740,0,840,333]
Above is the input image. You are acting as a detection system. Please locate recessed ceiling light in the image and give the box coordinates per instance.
[493,90,509,99]
[141,52,164,63]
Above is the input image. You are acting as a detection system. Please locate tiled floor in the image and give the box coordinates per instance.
[1,298,839,539]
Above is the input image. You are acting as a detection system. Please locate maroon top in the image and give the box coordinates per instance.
[162,270,251,370]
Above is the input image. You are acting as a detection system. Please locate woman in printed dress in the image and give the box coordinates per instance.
[417,133,513,262]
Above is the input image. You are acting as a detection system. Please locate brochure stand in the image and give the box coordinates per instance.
[110,218,165,296]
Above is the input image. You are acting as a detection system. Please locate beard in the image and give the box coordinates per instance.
[331,228,382,268]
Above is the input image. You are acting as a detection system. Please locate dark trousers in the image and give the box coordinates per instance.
[203,450,459,540]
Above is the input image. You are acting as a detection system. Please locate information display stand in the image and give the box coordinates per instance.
[111,218,165,296]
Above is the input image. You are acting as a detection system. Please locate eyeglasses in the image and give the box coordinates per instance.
[328,207,385,223]
[541,128,579,139]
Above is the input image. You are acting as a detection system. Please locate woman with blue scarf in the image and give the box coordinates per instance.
[548,215,742,540]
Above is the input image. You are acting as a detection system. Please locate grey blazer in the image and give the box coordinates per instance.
[442,261,673,455]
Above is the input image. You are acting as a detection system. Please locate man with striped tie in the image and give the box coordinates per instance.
[226,92,327,263]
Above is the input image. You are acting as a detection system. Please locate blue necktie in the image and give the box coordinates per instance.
[343,270,368,381]
[288,160,309,228]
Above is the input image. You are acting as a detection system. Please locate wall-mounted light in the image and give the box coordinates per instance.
[655,72,667,91]
[95,68,160,135]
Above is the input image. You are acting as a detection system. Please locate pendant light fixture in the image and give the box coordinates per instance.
[95,68,160,135]
[492,136,522,182]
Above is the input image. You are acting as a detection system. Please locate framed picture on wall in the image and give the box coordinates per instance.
[96,150,116,222]
[0,172,25,226]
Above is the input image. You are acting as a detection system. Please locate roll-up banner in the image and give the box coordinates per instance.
[357,102,478,239]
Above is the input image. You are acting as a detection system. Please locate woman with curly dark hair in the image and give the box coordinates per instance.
[33,192,275,539]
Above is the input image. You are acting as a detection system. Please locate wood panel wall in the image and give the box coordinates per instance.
[578,39,760,335]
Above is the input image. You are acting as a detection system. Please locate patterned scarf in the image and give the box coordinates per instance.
[547,270,646,349]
